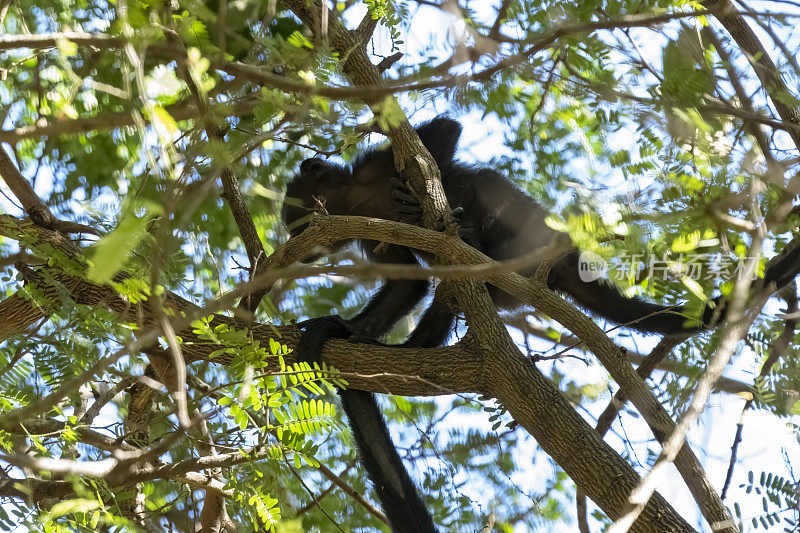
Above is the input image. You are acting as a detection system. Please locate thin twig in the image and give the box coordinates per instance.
[165,28,268,313]
[575,338,681,531]
[708,0,800,150]
[721,284,797,499]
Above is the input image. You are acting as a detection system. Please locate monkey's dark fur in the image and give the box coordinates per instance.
[283,117,800,532]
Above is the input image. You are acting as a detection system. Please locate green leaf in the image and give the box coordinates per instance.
[49,499,102,517]
[287,30,313,49]
[88,204,161,282]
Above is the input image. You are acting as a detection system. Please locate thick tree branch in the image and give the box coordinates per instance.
[576,338,682,531]
[8,204,789,528]
[276,212,734,530]
[0,478,74,501]
[276,6,695,528]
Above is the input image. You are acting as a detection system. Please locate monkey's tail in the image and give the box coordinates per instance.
[552,240,800,336]
[763,238,800,290]
[339,390,438,533]
[549,252,705,336]
[297,318,436,531]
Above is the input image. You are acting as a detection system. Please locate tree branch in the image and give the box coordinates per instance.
[6,204,784,528]
[576,338,682,530]
[720,283,797,499]
[0,91,260,143]
[0,148,99,234]
[2,417,136,452]
[0,32,123,50]
[316,461,390,526]
[706,0,800,150]
[522,324,752,395]
[488,0,512,40]
[165,29,268,313]
[0,478,74,501]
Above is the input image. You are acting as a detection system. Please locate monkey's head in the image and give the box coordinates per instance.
[282,157,353,261]
[282,158,351,236]
[281,116,463,259]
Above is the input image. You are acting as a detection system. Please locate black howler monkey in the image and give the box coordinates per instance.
[282,117,800,532]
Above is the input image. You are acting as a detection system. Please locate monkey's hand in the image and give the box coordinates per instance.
[391,176,422,224]
[451,206,479,248]
[392,178,478,245]
[297,316,385,352]
[701,295,728,329]
[297,315,355,335]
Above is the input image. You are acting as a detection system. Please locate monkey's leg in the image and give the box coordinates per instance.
[296,243,430,362]
[348,244,432,339]
[295,272,429,363]
[348,277,430,338]
[400,299,456,348]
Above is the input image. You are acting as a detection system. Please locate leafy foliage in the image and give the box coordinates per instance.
[1,0,799,531]
[733,471,799,531]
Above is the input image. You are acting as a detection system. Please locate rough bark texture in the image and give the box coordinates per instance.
[280,213,731,530]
